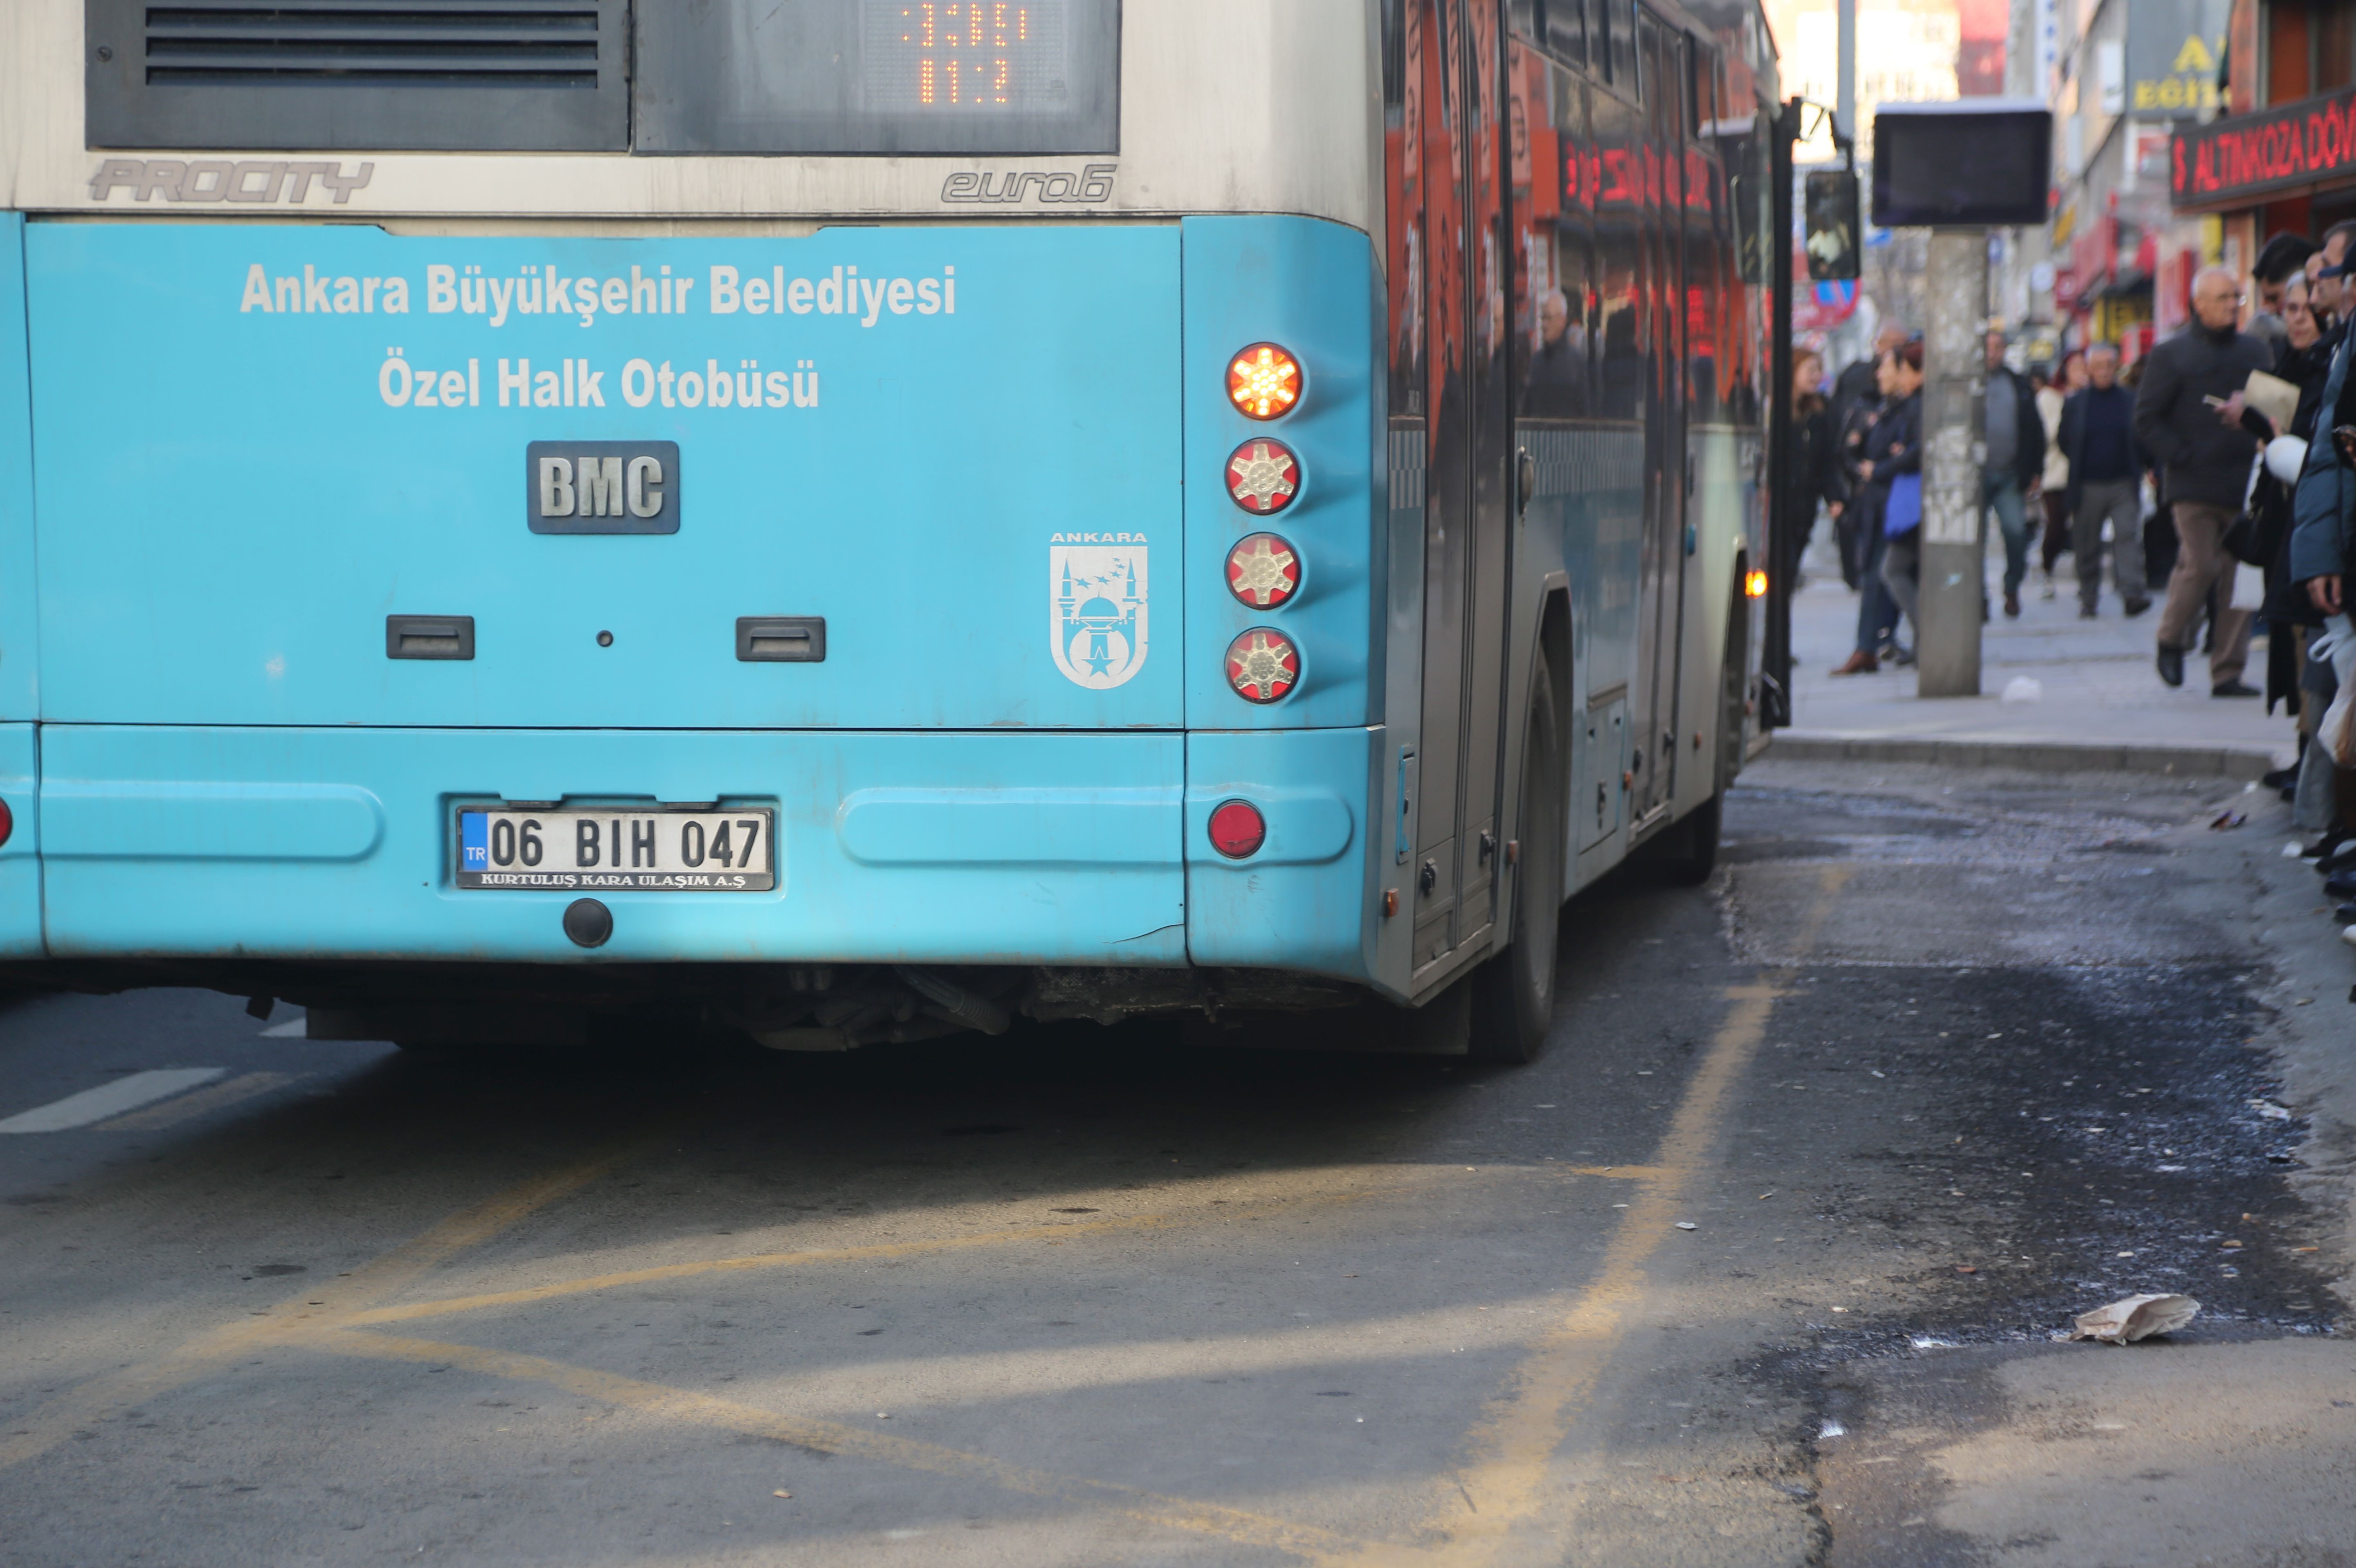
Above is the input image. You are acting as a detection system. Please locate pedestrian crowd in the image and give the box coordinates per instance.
[1789,217,2356,949]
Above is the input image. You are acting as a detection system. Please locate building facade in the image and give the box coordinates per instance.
[2169,0,2356,302]
[2047,0,2232,360]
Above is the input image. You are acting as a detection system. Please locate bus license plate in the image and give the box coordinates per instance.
[456,807,775,892]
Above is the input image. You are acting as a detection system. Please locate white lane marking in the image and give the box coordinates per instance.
[0,1069,226,1134]
[259,1015,308,1039]
[95,1072,303,1132]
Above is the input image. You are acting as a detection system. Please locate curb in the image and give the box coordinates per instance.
[1764,731,2285,781]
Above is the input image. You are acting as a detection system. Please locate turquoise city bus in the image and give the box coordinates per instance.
[0,0,1778,1062]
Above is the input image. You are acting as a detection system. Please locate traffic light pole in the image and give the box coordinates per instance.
[1918,230,1988,697]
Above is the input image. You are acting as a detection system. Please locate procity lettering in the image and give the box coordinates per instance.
[92,159,373,204]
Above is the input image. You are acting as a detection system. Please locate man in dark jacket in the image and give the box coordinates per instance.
[2292,243,2356,617]
[2056,342,2147,617]
[1983,331,2048,616]
[2134,266,2275,695]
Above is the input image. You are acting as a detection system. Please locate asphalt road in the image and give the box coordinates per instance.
[1,757,2350,1566]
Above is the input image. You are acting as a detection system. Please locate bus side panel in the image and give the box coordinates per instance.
[1184,726,1378,983]
[1180,216,1381,730]
[0,214,36,723]
[0,222,38,955]
[38,727,1186,964]
[0,725,40,957]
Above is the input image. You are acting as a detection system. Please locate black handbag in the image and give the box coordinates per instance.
[2222,461,2286,567]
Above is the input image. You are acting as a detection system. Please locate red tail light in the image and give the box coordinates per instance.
[1225,533,1300,609]
[0,798,12,849]
[1225,438,1300,514]
[1225,628,1300,703]
[1207,799,1266,858]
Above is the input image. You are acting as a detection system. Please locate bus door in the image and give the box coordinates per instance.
[1631,7,1686,824]
[1403,0,1516,978]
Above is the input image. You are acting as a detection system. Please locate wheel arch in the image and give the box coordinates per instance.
[1497,572,1574,956]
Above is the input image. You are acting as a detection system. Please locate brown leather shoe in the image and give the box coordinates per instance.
[1829,650,1879,676]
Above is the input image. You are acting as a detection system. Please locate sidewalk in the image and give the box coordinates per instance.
[1778,536,2298,777]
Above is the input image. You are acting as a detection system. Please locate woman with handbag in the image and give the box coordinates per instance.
[1832,341,1925,675]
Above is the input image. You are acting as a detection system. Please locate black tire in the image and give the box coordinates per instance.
[1660,792,1721,886]
[1660,587,1745,887]
[1470,654,1567,1063]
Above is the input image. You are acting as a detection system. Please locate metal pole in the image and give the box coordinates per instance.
[1918,230,1988,697]
[1761,99,1800,729]
[1836,0,1856,148]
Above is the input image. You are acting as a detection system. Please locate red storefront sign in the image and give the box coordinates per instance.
[2172,84,2356,208]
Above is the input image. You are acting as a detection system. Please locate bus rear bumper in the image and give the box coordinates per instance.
[18,725,1379,980]
[35,725,1188,966]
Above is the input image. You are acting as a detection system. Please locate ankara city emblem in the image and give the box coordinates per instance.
[1049,544,1149,689]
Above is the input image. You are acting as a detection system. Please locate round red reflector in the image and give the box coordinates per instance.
[1227,343,1301,420]
[0,797,13,849]
[1225,628,1300,703]
[1225,438,1301,514]
[1226,532,1300,609]
[1207,799,1266,859]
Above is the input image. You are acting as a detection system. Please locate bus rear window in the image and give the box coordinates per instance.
[636,0,1121,156]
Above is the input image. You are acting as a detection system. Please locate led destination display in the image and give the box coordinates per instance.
[635,0,1120,155]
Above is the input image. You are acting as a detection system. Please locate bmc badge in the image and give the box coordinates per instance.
[528,441,679,535]
[1049,539,1148,690]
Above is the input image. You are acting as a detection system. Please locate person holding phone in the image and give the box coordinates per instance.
[2134,266,2275,696]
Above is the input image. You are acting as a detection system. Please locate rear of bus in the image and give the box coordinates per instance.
[0,1,1405,1045]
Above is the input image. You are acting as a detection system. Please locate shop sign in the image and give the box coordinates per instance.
[2127,0,2227,118]
[2171,84,2356,207]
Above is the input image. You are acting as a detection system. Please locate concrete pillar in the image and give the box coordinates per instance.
[1919,231,1988,698]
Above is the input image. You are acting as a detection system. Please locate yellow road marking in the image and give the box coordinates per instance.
[312,1328,1373,1561]
[0,1111,691,1474]
[342,1209,1223,1327]
[94,1071,302,1132]
[1310,865,1851,1566]
[340,1166,1580,1330]
[3,860,1852,1566]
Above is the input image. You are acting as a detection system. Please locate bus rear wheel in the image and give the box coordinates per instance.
[1470,654,1566,1064]
[1659,584,1747,887]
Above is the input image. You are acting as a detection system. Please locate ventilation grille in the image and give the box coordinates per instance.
[140,2,604,89]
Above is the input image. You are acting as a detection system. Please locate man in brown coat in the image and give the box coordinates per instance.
[2133,266,2275,696]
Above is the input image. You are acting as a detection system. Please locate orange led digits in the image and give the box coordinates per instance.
[901,1,1032,108]
[1227,344,1301,420]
